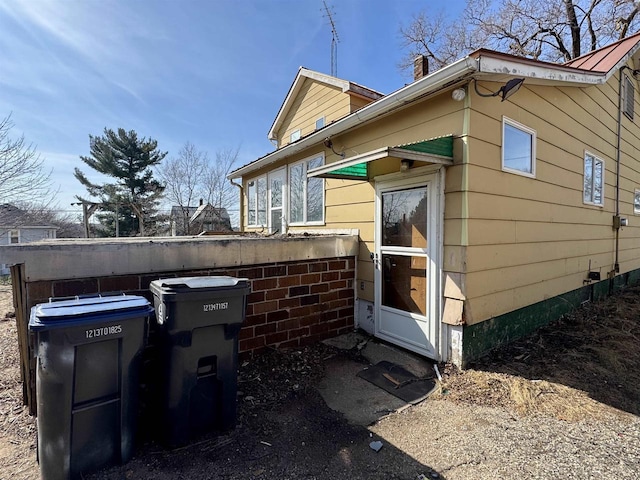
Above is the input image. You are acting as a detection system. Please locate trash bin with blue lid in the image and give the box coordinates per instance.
[149,276,250,447]
[29,294,153,480]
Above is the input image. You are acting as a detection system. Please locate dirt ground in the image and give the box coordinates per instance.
[1,283,639,479]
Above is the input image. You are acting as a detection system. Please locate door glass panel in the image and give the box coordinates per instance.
[382,187,427,248]
[381,255,427,315]
[271,210,282,234]
[271,177,283,208]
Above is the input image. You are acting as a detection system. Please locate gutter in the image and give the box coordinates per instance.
[229,56,479,179]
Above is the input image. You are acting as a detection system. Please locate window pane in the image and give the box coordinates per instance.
[248,181,256,225]
[594,159,603,205]
[634,191,640,212]
[289,164,304,223]
[307,177,323,222]
[271,176,283,208]
[382,188,428,248]
[584,155,593,203]
[307,156,324,223]
[257,177,267,225]
[381,255,427,315]
[504,123,532,173]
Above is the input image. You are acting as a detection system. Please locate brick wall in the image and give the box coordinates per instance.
[24,256,355,357]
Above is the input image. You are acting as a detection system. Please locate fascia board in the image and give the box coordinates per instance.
[478,55,606,85]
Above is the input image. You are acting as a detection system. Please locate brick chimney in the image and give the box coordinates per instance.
[414,55,429,81]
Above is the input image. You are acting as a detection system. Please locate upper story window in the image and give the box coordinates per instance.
[623,74,635,121]
[9,230,19,244]
[634,189,640,214]
[247,176,267,227]
[502,117,536,177]
[315,117,325,130]
[289,154,324,224]
[290,129,301,143]
[583,152,604,206]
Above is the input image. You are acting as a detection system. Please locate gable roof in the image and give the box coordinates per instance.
[0,204,58,229]
[565,31,640,73]
[267,67,384,141]
[231,35,640,180]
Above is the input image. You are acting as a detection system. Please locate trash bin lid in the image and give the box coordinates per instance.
[30,295,152,329]
[151,276,248,291]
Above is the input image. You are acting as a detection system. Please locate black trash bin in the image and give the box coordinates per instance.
[29,294,153,480]
[149,276,250,447]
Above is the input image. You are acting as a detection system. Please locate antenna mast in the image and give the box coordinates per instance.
[322,0,339,76]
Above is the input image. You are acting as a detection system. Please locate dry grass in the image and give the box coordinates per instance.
[0,286,37,480]
[440,285,640,421]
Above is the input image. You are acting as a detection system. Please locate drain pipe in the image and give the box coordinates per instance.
[611,66,635,290]
[230,179,244,232]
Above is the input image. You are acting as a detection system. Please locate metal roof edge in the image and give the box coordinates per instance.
[477,53,607,85]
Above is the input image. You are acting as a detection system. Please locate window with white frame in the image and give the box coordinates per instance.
[290,129,301,143]
[502,117,536,177]
[583,152,604,206]
[634,189,640,214]
[247,176,267,226]
[9,230,19,244]
[289,154,324,224]
[315,117,325,130]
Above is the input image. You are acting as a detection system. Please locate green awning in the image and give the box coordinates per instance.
[395,135,453,157]
[308,135,454,180]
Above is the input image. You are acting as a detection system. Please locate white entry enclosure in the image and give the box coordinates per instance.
[374,169,443,359]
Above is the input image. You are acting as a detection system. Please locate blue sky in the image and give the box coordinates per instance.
[0,0,466,221]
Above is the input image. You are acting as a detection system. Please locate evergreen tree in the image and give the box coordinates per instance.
[74,128,167,237]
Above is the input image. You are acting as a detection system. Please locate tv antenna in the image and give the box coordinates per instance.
[322,1,339,76]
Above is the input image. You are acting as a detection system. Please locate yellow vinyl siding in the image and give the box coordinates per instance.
[462,68,640,324]
[277,79,352,147]
[244,64,640,331]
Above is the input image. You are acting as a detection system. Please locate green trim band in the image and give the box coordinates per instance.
[462,271,639,366]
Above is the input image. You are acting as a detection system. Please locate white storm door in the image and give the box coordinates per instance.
[374,173,440,358]
[268,168,286,234]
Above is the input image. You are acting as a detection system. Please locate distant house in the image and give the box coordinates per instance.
[229,33,640,366]
[169,202,232,236]
[0,204,58,275]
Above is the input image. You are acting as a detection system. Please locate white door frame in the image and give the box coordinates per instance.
[373,166,444,360]
[267,168,287,234]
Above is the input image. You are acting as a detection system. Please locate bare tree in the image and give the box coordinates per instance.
[159,143,238,235]
[203,147,239,210]
[158,142,208,235]
[0,114,54,205]
[399,0,640,73]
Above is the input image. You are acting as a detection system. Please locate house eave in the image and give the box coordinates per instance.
[230,56,479,179]
[477,54,607,86]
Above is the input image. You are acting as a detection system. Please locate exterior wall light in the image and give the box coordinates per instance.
[451,88,466,101]
[400,159,413,172]
[473,77,525,102]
